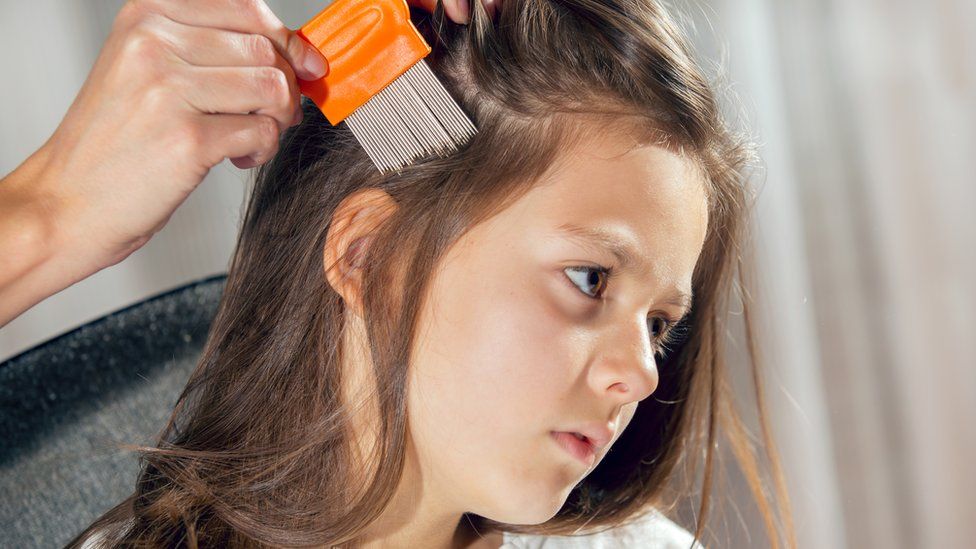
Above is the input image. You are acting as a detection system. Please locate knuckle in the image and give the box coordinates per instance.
[176,122,206,152]
[165,121,203,162]
[141,85,170,114]
[116,0,147,27]
[117,0,165,32]
[229,0,263,19]
[255,116,281,151]
[247,34,278,66]
[137,61,176,97]
[123,22,162,61]
[257,67,290,108]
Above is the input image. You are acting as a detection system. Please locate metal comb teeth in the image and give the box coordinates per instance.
[342,59,478,174]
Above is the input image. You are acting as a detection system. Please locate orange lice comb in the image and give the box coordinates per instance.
[296,0,477,174]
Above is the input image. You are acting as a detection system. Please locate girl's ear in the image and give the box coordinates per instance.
[323,188,398,315]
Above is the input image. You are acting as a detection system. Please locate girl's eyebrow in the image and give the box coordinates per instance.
[557,222,644,272]
[662,288,693,313]
[555,222,693,312]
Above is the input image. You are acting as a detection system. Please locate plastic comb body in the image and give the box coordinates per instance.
[297,0,477,173]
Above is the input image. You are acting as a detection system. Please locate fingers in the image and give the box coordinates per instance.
[406,0,471,23]
[122,0,327,80]
[481,0,499,20]
[406,0,504,23]
[158,19,284,69]
[143,17,302,129]
[177,64,300,132]
[194,113,282,169]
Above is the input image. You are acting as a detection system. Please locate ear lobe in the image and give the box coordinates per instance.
[324,233,369,313]
[322,189,398,314]
[336,235,372,284]
[325,231,372,315]
[330,235,372,316]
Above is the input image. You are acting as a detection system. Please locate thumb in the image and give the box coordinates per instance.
[406,0,471,24]
[282,30,330,81]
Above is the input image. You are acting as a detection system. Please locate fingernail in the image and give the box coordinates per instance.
[233,155,257,169]
[303,44,328,79]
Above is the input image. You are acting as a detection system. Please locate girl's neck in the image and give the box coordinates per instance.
[451,518,504,549]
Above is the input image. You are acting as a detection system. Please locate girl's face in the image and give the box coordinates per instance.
[406,129,710,524]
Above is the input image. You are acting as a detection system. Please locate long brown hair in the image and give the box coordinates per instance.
[70,0,794,546]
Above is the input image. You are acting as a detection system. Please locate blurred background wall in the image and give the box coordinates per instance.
[1,0,973,547]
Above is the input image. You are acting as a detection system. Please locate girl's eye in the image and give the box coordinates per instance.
[564,265,610,299]
[563,265,688,357]
[648,316,670,340]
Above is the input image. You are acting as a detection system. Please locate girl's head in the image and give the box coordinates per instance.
[332,125,708,527]
[77,0,792,547]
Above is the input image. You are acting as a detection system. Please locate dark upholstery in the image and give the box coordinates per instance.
[0,275,226,548]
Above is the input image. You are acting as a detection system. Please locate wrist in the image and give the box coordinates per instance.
[0,145,60,278]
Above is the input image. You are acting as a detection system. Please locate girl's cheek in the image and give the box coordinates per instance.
[509,283,588,384]
[543,269,597,328]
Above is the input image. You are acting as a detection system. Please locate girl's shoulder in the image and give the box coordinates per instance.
[79,509,702,548]
[499,508,704,549]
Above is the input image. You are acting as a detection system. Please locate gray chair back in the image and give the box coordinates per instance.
[0,275,225,548]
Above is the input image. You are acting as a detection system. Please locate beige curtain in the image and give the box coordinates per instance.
[672,0,976,546]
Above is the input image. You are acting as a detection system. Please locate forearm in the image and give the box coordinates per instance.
[0,146,87,328]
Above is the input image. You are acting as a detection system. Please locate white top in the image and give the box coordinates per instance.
[80,508,700,548]
[499,508,702,548]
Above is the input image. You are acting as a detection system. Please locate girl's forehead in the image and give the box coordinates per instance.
[464,133,709,286]
[523,133,709,231]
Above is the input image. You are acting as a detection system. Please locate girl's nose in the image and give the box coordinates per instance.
[592,317,660,404]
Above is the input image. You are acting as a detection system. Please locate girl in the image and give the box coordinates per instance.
[72,0,793,546]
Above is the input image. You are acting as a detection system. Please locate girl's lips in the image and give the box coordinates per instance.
[550,431,598,467]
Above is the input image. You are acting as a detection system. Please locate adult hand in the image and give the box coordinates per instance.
[11,0,499,277]
[407,0,503,23]
[0,0,331,328]
[11,0,331,276]
[0,0,496,328]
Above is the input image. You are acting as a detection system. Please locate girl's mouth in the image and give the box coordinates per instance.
[550,431,597,466]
